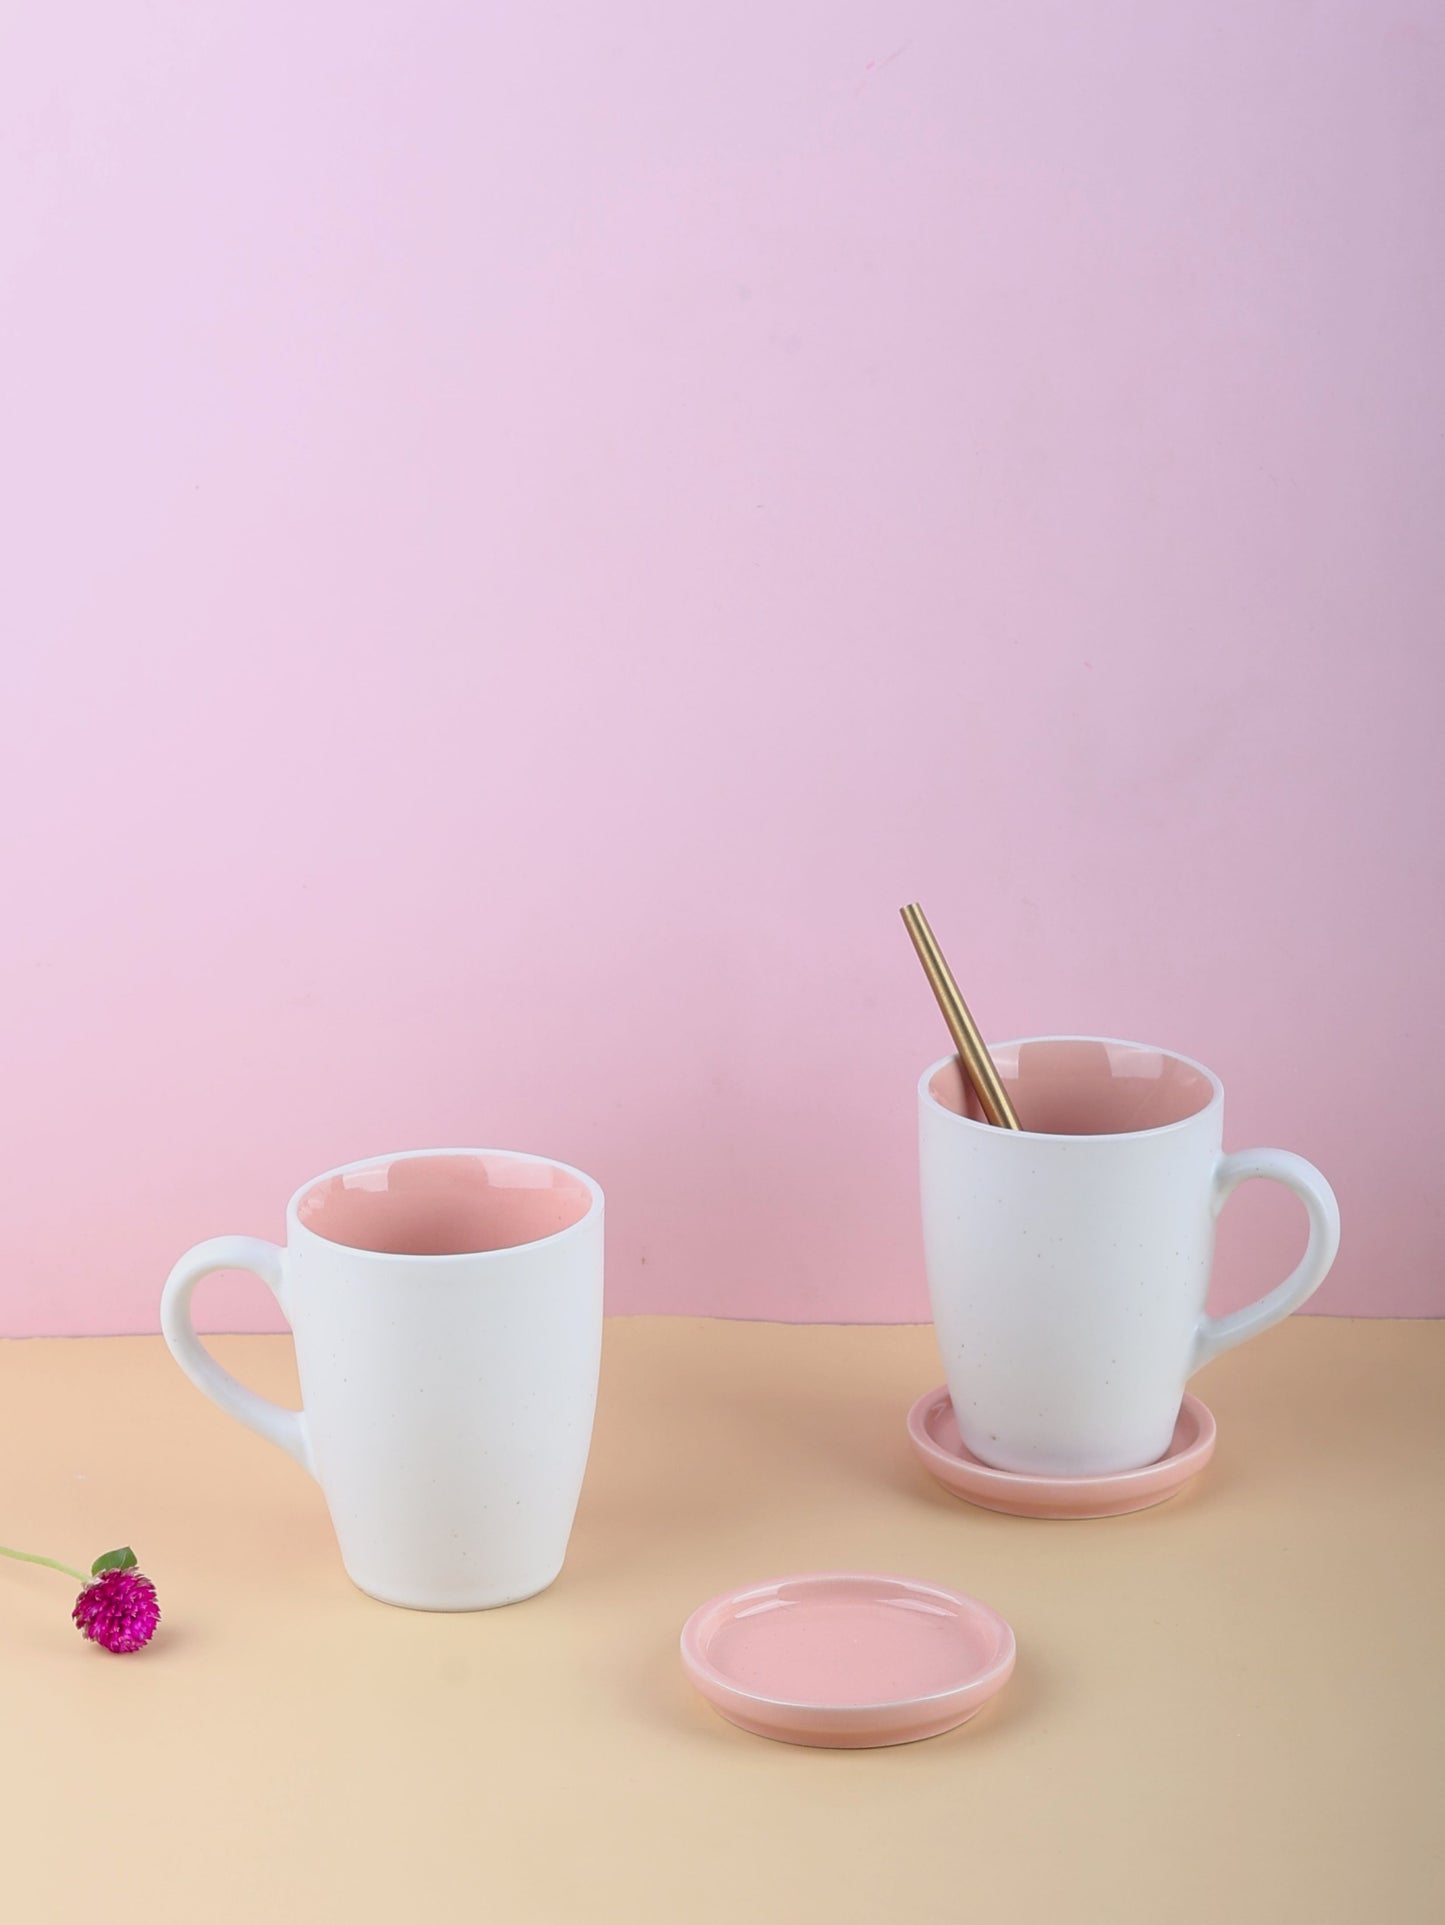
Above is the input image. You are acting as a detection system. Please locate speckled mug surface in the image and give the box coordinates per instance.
[919,1038,1339,1476]
[161,1148,604,1609]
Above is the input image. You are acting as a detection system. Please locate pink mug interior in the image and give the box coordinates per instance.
[296,1152,594,1256]
[929,1039,1216,1136]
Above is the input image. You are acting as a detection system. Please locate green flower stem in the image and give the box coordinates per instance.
[0,1544,88,1583]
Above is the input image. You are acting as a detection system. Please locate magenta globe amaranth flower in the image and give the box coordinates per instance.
[1,1541,160,1654]
[72,1563,161,1654]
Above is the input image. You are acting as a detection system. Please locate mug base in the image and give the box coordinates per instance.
[344,1563,566,1612]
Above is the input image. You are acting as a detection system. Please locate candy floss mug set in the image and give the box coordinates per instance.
[158,905,1340,1750]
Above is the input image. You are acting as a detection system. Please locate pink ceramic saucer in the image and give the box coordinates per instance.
[907,1387,1216,1520]
[680,1571,1015,1748]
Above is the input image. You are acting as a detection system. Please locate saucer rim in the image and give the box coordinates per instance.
[907,1387,1216,1489]
[680,1570,1017,1717]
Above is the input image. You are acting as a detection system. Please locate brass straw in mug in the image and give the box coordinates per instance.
[900,903,1022,1131]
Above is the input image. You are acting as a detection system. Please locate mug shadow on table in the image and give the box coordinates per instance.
[567,1336,926,1585]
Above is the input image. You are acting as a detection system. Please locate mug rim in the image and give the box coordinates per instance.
[919,1036,1224,1144]
[286,1146,604,1262]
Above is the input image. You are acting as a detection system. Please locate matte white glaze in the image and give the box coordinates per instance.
[919,1040,1338,1475]
[161,1148,604,1610]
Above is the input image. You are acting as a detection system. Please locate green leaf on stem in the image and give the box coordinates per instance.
[90,1547,139,1576]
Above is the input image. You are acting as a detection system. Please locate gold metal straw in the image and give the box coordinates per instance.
[900,902,1022,1130]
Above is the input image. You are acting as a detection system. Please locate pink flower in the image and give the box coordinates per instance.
[72,1566,160,1654]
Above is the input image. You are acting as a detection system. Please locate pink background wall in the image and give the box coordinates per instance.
[2,4,1441,1335]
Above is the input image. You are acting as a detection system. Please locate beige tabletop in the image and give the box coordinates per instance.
[2,1318,1440,1923]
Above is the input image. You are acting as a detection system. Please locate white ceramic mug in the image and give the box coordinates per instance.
[161,1148,604,1610]
[919,1039,1340,1476]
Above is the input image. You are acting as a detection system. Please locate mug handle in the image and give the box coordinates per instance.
[160,1237,315,1476]
[1192,1150,1341,1370]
